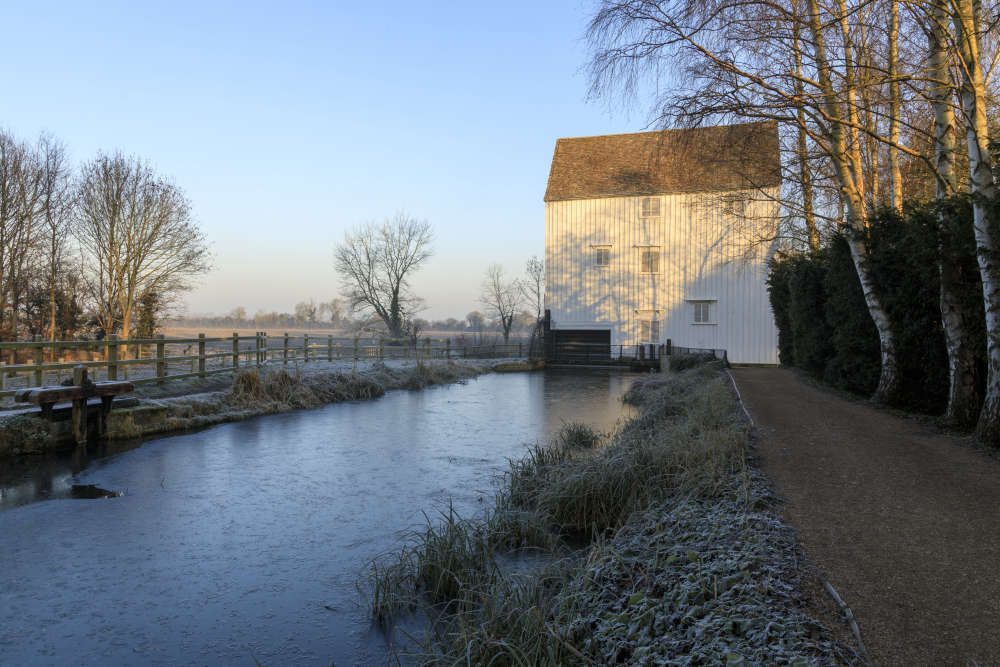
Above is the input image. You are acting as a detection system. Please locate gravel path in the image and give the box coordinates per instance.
[731,367,1000,666]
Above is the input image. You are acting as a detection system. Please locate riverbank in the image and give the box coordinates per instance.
[0,358,523,457]
[368,362,864,664]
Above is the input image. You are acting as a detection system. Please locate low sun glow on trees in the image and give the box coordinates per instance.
[585,0,1000,445]
[75,152,212,342]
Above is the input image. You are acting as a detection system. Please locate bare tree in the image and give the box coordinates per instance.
[333,212,433,338]
[294,299,318,327]
[0,131,43,338]
[480,263,520,343]
[319,297,344,327]
[37,134,72,342]
[585,0,937,403]
[520,256,544,323]
[74,152,212,341]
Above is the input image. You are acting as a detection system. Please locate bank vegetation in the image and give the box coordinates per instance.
[365,362,862,664]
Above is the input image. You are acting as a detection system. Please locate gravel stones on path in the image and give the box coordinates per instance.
[732,367,1000,666]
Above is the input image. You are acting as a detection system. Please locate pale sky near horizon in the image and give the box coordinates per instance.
[2,1,655,321]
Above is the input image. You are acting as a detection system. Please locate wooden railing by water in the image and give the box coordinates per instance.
[0,333,526,397]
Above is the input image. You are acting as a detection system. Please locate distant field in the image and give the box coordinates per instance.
[162,325,349,338]
[160,325,493,340]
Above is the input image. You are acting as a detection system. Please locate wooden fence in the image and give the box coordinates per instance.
[0,333,525,397]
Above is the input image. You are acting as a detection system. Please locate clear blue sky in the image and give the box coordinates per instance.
[2,0,651,320]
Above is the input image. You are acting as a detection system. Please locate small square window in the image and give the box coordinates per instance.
[640,247,660,273]
[640,197,661,218]
[592,246,611,267]
[691,301,716,324]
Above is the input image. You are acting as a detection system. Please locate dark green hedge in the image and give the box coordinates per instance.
[768,198,985,415]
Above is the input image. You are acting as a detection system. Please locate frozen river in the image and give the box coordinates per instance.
[0,368,640,666]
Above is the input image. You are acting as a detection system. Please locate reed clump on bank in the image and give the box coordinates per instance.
[226,360,483,412]
[365,362,860,665]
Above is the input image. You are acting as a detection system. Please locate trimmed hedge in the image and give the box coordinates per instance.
[768,197,985,415]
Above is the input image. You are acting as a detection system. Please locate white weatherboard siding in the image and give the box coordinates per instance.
[545,189,780,364]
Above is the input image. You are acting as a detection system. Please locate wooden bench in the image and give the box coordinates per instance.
[15,366,134,445]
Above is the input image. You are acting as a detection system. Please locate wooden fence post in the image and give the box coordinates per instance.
[33,335,43,387]
[327,335,333,362]
[446,338,451,359]
[108,334,119,381]
[262,332,268,364]
[198,333,206,377]
[283,333,289,365]
[353,336,359,361]
[72,365,88,445]
[379,338,384,360]
[304,334,310,363]
[518,342,523,357]
[425,337,431,358]
[156,334,165,383]
[233,333,239,368]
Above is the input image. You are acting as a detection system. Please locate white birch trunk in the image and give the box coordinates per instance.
[808,0,900,403]
[928,0,980,426]
[952,0,1000,443]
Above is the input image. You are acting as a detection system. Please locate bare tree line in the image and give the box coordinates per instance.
[0,128,212,345]
[586,0,1000,444]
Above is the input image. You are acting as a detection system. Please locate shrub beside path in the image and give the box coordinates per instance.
[731,367,1000,666]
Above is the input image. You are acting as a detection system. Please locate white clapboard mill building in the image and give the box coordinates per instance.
[543,121,781,364]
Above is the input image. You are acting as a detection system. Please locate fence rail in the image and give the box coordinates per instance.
[545,339,727,365]
[0,333,526,397]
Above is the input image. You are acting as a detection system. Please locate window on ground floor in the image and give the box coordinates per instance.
[637,310,662,342]
[690,300,717,324]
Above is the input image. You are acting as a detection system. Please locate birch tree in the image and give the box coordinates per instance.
[947,0,1000,443]
[586,0,924,402]
[333,212,433,339]
[75,152,211,340]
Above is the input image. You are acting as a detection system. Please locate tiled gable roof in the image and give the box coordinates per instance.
[543,121,780,202]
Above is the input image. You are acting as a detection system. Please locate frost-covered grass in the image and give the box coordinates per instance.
[103,360,491,441]
[365,363,861,665]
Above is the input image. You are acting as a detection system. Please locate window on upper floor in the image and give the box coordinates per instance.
[640,247,661,273]
[640,197,661,218]
[592,245,611,268]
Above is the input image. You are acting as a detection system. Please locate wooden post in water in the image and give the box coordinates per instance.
[198,334,206,377]
[446,338,451,359]
[232,333,239,368]
[156,335,166,383]
[72,365,88,445]
[327,335,333,361]
[425,337,431,358]
[33,335,43,387]
[303,334,310,363]
[353,336,359,362]
[379,338,384,360]
[283,333,289,366]
[108,334,119,381]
